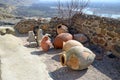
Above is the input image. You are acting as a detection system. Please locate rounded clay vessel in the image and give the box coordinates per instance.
[40,36,51,51]
[53,33,73,49]
[63,40,84,51]
[57,24,68,34]
[60,46,96,70]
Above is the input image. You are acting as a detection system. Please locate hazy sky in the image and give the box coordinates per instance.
[38,0,120,3]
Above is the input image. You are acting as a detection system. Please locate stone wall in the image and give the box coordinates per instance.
[14,18,50,34]
[14,14,120,57]
[71,14,120,57]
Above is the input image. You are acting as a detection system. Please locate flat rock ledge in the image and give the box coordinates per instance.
[0,34,53,80]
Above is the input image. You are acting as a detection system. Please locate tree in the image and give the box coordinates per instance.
[57,0,90,26]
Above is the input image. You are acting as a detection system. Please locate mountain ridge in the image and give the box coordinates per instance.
[0,0,35,6]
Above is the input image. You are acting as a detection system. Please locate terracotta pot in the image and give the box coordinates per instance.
[63,40,84,51]
[57,24,68,34]
[40,36,51,51]
[53,33,73,49]
[60,46,96,70]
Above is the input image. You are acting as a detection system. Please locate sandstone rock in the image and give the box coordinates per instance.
[95,27,101,34]
[37,29,43,46]
[0,34,23,52]
[0,27,15,35]
[0,34,53,80]
[112,42,120,57]
[27,31,37,48]
[14,19,38,34]
[73,34,89,44]
[115,28,120,34]
[27,31,36,42]
[97,38,106,46]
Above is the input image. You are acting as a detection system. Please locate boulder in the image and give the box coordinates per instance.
[73,34,89,44]
[112,42,120,57]
[14,19,38,34]
[0,26,15,35]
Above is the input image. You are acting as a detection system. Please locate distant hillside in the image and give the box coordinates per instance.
[0,0,35,6]
[0,0,37,19]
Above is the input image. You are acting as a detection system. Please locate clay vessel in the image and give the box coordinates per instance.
[60,46,96,70]
[57,24,68,34]
[63,40,84,51]
[53,33,73,49]
[40,36,51,51]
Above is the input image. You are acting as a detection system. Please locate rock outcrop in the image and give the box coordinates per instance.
[0,26,15,35]
[0,34,53,80]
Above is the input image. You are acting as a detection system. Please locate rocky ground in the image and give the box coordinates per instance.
[16,33,120,80]
[0,17,120,80]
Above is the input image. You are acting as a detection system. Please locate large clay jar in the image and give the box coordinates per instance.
[53,33,73,49]
[60,46,96,70]
[40,36,51,51]
[63,40,84,51]
[57,24,68,34]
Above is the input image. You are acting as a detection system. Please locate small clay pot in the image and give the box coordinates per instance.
[57,24,68,34]
[53,33,73,49]
[63,40,84,51]
[40,36,51,51]
[60,46,96,70]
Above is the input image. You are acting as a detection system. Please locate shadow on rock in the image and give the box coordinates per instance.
[31,48,62,56]
[50,67,87,80]
[46,48,62,55]
[92,57,120,80]
[31,50,45,56]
